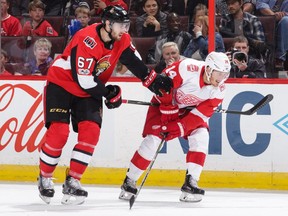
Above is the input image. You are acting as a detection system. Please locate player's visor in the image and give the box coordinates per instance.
[112,22,130,32]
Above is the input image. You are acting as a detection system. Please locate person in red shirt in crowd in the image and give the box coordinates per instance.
[22,0,58,37]
[90,0,128,16]
[0,49,13,76]
[1,0,23,36]
[37,5,172,205]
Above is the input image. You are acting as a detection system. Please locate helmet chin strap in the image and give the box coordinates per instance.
[205,66,212,83]
[103,22,114,41]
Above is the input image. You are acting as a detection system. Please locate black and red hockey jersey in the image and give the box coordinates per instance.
[47,23,148,99]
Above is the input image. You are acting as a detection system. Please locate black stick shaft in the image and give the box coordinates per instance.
[122,94,273,115]
[129,134,167,210]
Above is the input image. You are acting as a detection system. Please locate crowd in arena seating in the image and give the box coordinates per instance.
[1,0,287,78]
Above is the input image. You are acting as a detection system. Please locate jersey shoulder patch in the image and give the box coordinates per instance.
[83,36,97,49]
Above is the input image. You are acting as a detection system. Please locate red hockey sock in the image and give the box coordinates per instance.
[186,151,206,166]
[131,151,151,170]
[69,121,100,180]
[40,122,69,177]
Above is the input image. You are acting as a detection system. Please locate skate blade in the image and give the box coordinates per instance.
[179,192,203,202]
[119,190,134,201]
[39,194,52,204]
[61,194,86,205]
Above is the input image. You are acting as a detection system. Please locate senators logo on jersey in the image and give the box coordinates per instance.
[95,55,111,76]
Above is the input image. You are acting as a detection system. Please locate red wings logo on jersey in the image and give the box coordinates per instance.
[95,55,111,76]
[175,90,204,106]
[84,36,97,49]
[187,64,199,72]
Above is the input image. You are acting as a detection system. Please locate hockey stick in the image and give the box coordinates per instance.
[122,94,273,115]
[129,133,168,210]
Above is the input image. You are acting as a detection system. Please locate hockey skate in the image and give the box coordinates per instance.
[119,176,138,201]
[61,176,88,205]
[179,174,205,202]
[38,175,55,204]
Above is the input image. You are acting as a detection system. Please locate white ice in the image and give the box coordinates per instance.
[1,183,288,216]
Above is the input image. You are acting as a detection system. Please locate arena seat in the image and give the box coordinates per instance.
[129,16,138,37]
[44,16,65,36]
[89,16,102,24]
[223,37,234,51]
[179,16,189,32]
[1,36,26,63]
[132,37,156,64]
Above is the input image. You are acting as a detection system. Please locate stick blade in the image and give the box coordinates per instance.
[245,94,274,115]
[129,195,136,210]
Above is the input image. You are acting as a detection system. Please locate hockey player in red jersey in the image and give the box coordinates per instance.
[37,5,172,205]
[119,51,231,202]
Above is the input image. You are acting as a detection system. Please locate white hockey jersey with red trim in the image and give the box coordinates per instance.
[163,58,226,128]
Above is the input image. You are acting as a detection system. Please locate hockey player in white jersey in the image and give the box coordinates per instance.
[119,51,231,202]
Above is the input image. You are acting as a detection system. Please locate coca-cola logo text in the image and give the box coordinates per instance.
[0,83,46,152]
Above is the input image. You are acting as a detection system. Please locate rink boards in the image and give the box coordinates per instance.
[0,77,288,190]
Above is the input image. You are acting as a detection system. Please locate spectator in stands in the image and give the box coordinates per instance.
[147,12,192,64]
[10,0,29,16]
[130,0,172,16]
[22,0,59,37]
[28,38,53,75]
[256,0,288,71]
[189,3,208,33]
[0,49,13,76]
[228,35,266,78]
[1,0,23,36]
[219,0,266,59]
[68,2,91,40]
[216,0,257,15]
[184,15,225,60]
[185,0,208,32]
[135,0,168,37]
[154,41,185,73]
[90,0,128,16]
[66,0,92,16]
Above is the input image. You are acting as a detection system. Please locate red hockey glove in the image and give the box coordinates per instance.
[159,104,179,124]
[104,85,122,109]
[143,70,173,97]
[161,120,185,141]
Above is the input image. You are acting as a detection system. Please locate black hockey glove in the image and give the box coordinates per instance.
[104,85,122,109]
[143,70,173,97]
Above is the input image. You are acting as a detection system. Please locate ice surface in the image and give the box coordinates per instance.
[1,183,287,216]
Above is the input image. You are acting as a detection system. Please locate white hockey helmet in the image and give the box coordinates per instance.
[205,51,231,82]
